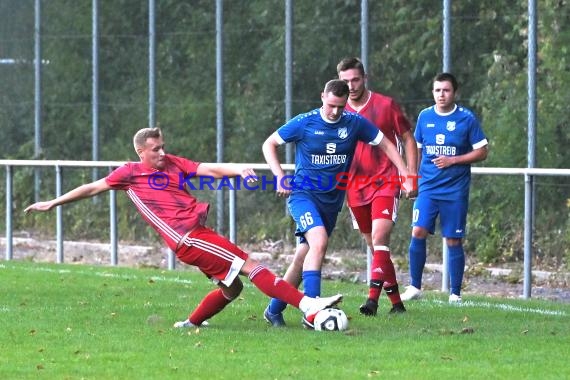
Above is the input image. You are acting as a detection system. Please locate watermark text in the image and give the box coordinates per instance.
[146,172,419,191]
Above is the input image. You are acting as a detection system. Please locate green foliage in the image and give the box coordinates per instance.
[0,0,568,267]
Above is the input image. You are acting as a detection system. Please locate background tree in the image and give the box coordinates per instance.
[0,0,567,268]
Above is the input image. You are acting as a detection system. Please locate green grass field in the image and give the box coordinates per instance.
[1,260,568,380]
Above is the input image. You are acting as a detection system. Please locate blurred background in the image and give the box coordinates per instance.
[0,0,568,269]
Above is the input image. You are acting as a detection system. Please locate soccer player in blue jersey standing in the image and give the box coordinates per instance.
[400,73,488,303]
[262,79,414,328]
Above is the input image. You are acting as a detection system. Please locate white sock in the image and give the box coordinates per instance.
[298,296,311,313]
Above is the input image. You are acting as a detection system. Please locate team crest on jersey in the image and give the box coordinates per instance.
[446,121,456,131]
[337,127,348,139]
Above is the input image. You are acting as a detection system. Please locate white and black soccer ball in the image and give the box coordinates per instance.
[313,308,349,331]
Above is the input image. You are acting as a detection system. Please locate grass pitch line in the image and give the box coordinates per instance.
[2,263,567,317]
[0,262,194,285]
[429,298,567,316]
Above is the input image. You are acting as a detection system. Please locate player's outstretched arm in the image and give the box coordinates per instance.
[197,163,257,183]
[24,178,112,214]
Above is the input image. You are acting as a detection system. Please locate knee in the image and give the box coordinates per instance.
[241,257,260,276]
[224,278,244,299]
[308,241,328,256]
[412,227,428,239]
[371,232,389,246]
[446,238,462,247]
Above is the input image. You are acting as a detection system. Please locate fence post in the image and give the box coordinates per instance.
[55,165,64,263]
[229,178,236,243]
[441,238,449,292]
[5,165,13,260]
[110,189,118,266]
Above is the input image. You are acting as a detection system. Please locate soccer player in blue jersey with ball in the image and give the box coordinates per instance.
[400,72,488,303]
[262,79,414,328]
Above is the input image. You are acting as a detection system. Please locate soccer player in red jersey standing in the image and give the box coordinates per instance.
[337,57,418,315]
[24,127,342,328]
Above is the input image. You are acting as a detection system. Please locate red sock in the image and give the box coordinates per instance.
[189,288,233,325]
[384,284,402,305]
[249,265,304,308]
[368,251,384,302]
[374,247,402,305]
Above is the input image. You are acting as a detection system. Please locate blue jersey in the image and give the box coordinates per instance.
[276,108,383,211]
[414,104,487,200]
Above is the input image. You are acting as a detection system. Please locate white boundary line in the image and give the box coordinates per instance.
[2,263,568,317]
[428,298,567,316]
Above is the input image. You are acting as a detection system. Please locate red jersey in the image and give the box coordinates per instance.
[346,92,412,206]
[105,154,209,251]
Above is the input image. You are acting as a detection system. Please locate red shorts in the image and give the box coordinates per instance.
[349,196,399,234]
[176,226,248,286]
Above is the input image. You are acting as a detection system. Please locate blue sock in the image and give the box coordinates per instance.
[448,244,465,296]
[302,270,321,298]
[409,237,427,289]
[268,297,288,315]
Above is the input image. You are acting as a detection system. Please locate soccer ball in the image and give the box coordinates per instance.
[313,308,349,331]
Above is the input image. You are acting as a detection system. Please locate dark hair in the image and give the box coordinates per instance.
[433,72,459,91]
[133,127,162,150]
[336,57,366,76]
[323,79,349,98]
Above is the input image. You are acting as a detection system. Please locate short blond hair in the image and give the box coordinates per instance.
[133,127,162,150]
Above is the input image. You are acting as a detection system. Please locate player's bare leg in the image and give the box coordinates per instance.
[264,242,307,326]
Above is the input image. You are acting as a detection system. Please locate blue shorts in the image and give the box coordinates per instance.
[411,194,468,238]
[288,194,339,244]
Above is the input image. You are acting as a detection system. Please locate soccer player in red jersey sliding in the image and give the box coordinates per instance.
[24,127,342,328]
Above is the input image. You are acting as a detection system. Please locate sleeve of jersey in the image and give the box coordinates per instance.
[275,116,304,144]
[105,164,132,190]
[414,115,423,148]
[361,118,384,146]
[468,118,488,149]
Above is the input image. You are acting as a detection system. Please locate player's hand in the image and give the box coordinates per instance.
[407,189,418,199]
[405,173,419,199]
[24,201,55,214]
[401,188,418,200]
[275,175,292,198]
[240,167,258,184]
[401,175,418,199]
[431,155,454,169]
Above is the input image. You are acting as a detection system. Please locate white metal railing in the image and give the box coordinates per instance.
[2,159,569,298]
[1,160,295,270]
[3,160,125,265]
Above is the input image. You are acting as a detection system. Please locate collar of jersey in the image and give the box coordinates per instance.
[434,104,457,116]
[319,107,342,125]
